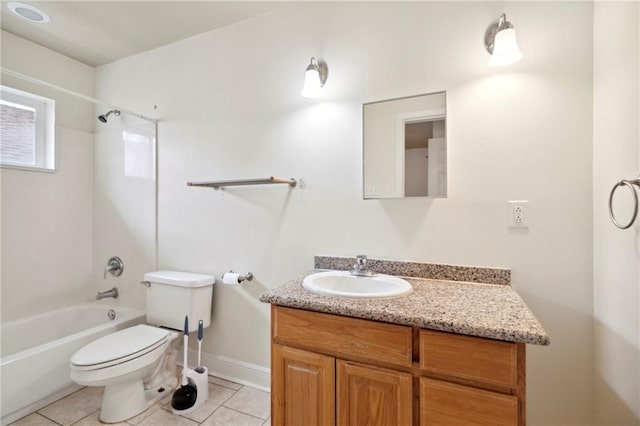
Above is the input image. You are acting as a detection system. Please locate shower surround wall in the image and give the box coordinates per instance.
[93,118,156,311]
[1,30,157,320]
[95,3,594,423]
[1,31,95,322]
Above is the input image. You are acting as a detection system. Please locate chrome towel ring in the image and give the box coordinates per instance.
[609,176,640,229]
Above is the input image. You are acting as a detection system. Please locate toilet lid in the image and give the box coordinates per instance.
[71,324,169,367]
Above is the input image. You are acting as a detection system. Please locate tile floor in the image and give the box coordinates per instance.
[10,376,271,426]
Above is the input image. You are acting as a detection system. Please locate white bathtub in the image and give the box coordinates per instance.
[0,303,145,425]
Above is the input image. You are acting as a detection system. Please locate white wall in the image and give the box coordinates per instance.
[1,31,95,322]
[593,3,640,423]
[0,31,95,133]
[95,2,594,423]
[1,31,157,320]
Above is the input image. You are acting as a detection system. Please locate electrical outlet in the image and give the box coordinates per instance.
[508,200,528,227]
[513,206,524,223]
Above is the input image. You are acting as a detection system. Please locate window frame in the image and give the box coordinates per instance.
[0,85,56,172]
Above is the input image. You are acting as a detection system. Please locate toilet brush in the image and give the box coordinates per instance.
[195,320,205,374]
[171,316,197,411]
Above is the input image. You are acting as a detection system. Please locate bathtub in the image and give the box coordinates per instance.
[0,303,145,425]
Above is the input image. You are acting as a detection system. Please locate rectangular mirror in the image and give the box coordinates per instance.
[363,91,447,199]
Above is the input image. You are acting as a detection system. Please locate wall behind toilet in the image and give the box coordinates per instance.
[94,2,594,423]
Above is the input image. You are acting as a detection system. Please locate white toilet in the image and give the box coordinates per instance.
[70,271,215,423]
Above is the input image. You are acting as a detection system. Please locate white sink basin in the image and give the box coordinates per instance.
[302,271,413,298]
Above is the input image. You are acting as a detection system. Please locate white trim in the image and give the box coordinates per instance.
[186,349,270,392]
[0,163,57,173]
[0,85,56,170]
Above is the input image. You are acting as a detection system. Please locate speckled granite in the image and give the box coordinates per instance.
[315,256,511,286]
[260,272,550,346]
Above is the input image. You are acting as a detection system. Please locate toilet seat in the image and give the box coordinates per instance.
[71,325,170,370]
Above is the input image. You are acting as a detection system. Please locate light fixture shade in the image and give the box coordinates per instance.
[488,28,523,67]
[301,68,323,98]
[300,57,327,98]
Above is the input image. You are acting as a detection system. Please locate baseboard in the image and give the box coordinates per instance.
[186,349,270,392]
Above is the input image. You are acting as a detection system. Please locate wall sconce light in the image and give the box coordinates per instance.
[484,13,523,67]
[301,57,328,98]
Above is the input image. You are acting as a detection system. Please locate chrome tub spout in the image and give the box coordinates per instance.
[96,287,119,300]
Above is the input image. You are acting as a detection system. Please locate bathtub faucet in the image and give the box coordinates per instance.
[96,287,119,300]
[104,256,124,279]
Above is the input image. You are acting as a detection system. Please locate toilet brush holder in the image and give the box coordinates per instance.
[172,367,208,415]
[188,366,208,409]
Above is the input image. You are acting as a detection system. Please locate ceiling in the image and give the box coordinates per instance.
[0,1,290,67]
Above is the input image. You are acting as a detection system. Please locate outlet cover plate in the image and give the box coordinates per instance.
[508,200,529,228]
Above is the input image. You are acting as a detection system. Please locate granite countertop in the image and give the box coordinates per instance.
[259,257,550,346]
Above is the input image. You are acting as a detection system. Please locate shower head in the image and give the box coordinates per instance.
[98,109,120,123]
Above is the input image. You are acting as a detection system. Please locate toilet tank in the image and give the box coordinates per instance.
[144,271,215,331]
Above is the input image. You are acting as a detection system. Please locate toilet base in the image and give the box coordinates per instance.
[100,373,178,423]
[91,334,178,423]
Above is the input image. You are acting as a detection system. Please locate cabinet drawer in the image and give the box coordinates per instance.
[420,329,517,388]
[420,377,518,425]
[273,306,412,368]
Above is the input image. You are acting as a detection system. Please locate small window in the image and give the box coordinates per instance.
[0,86,55,171]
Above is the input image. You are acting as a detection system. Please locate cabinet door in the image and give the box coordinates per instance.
[337,360,412,426]
[272,345,335,426]
[420,377,518,426]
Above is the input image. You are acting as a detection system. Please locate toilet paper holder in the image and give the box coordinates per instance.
[222,271,253,285]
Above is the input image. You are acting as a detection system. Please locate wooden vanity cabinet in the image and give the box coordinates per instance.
[338,360,413,426]
[271,305,526,426]
[420,378,518,425]
[272,345,335,426]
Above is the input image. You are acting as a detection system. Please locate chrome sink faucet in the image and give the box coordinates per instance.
[351,255,377,277]
[96,287,119,300]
